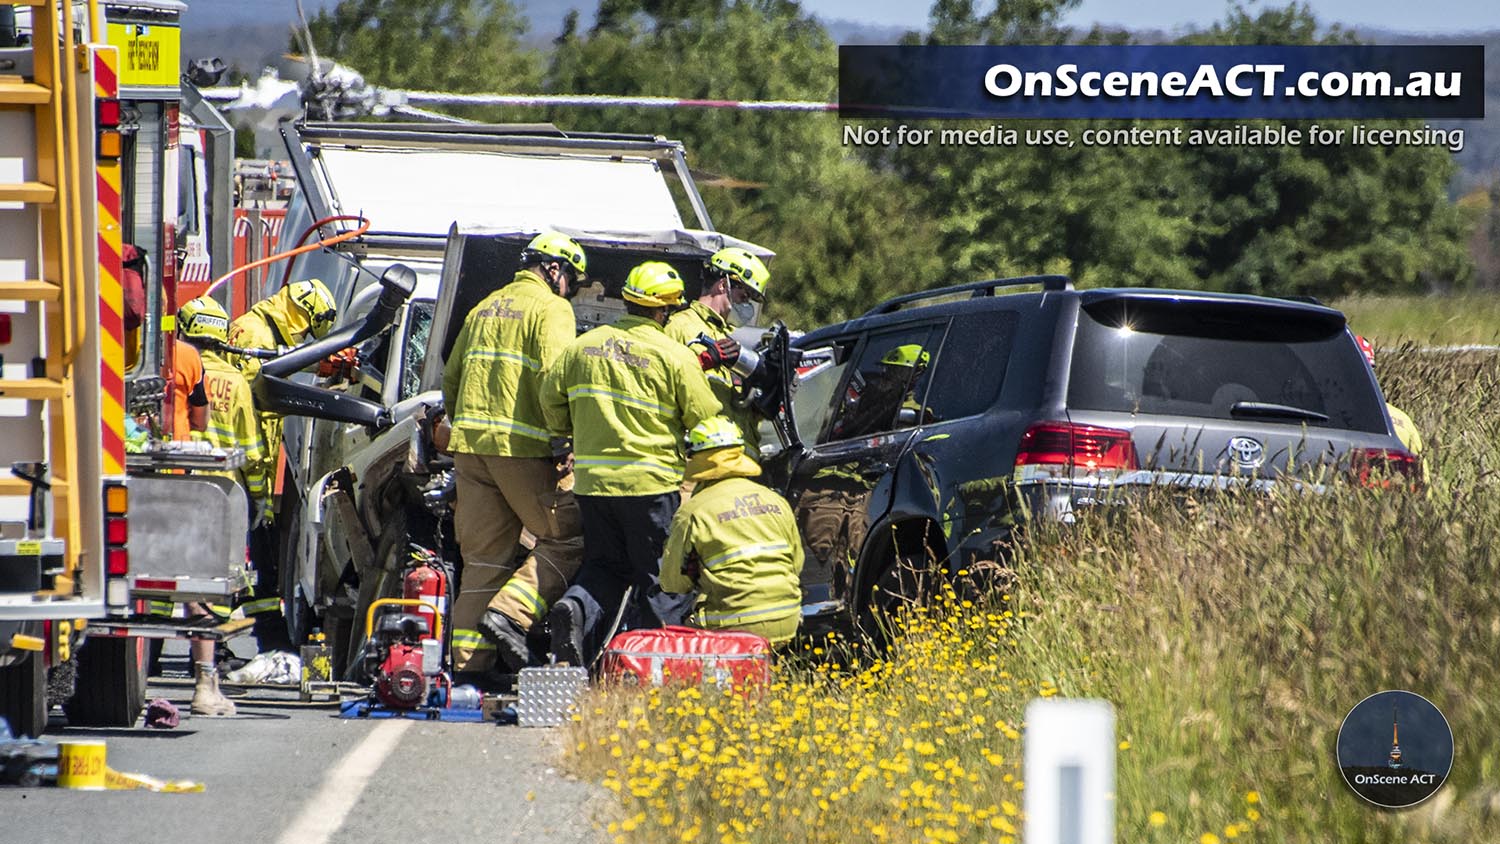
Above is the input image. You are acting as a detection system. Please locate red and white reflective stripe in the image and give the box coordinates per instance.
[95,46,126,476]
[179,261,213,283]
[398,90,838,112]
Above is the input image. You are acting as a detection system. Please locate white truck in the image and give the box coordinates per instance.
[261,121,771,673]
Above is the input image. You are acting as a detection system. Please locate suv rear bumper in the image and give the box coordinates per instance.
[1018,470,1328,522]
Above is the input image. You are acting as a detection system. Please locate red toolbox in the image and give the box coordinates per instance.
[601,626,772,691]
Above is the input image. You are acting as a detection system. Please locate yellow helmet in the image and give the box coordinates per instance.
[524,230,587,277]
[706,248,770,302]
[178,295,230,344]
[622,261,685,308]
[881,344,929,369]
[686,416,745,454]
[286,278,337,338]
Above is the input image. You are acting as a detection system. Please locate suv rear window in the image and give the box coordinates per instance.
[1068,300,1385,433]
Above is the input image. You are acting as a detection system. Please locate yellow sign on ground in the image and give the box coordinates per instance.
[105,22,180,89]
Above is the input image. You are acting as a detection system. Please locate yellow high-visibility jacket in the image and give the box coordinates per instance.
[541,315,718,496]
[195,349,269,506]
[226,285,316,381]
[443,270,574,458]
[225,286,322,494]
[660,475,804,644]
[1388,403,1423,456]
[664,301,761,458]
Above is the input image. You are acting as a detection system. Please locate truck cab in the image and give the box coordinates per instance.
[266,122,770,672]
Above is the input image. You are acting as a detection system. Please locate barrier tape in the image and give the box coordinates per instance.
[396,90,838,112]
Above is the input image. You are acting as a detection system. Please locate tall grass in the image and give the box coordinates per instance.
[1336,294,1500,347]
[567,347,1500,843]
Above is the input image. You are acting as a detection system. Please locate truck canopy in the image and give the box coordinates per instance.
[285,122,713,242]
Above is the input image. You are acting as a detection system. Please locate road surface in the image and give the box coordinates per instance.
[4,643,604,844]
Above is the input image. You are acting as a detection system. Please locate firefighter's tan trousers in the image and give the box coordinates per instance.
[451,452,583,672]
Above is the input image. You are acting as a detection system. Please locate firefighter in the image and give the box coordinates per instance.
[442,231,587,678]
[178,296,271,716]
[224,278,337,651]
[659,417,804,645]
[541,260,720,667]
[1389,404,1423,457]
[170,321,209,441]
[664,248,771,459]
[226,278,339,380]
[1357,335,1427,481]
[835,343,932,440]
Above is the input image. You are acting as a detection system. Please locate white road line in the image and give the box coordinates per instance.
[275,719,413,844]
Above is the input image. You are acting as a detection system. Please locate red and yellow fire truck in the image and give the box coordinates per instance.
[0,0,248,737]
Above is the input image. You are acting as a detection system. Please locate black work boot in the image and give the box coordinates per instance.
[478,609,531,674]
[547,598,586,668]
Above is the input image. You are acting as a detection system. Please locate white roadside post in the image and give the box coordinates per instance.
[1024,698,1116,844]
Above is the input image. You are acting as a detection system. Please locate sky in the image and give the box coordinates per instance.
[800,0,1497,33]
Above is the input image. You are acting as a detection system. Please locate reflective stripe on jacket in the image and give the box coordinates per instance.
[195,350,269,505]
[442,270,574,458]
[541,315,718,496]
[659,476,804,642]
[664,301,761,458]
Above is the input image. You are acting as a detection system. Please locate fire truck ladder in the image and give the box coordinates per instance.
[0,0,97,591]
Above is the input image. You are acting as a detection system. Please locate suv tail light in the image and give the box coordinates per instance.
[1349,447,1422,490]
[1015,421,1140,480]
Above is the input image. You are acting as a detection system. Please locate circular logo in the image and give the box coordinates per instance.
[1337,690,1453,808]
[1226,436,1265,470]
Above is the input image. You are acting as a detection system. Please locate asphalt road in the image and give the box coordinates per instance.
[4,643,604,844]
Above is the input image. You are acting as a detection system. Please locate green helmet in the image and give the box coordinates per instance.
[622,261,685,308]
[881,344,929,369]
[706,248,769,302]
[178,295,230,345]
[686,416,745,454]
[286,278,338,339]
[523,230,588,277]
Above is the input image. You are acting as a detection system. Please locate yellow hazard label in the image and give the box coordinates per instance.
[15,540,41,556]
[161,314,177,332]
[106,22,181,89]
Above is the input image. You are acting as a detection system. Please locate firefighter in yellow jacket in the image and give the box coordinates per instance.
[178,296,269,715]
[224,278,337,651]
[660,417,804,645]
[541,261,720,667]
[442,232,587,677]
[664,248,771,459]
[226,278,339,380]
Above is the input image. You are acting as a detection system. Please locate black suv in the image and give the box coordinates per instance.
[758,277,1416,634]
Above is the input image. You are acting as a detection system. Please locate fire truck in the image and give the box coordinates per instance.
[0,0,245,737]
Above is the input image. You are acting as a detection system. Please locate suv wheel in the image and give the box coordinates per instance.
[856,551,936,646]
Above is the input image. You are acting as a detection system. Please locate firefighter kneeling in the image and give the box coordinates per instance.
[659,417,804,646]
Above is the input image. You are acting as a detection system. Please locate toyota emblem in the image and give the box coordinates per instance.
[1227,436,1265,470]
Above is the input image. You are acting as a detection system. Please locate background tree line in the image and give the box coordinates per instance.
[305,0,1482,325]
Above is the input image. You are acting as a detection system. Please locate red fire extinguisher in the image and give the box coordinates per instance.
[402,548,448,654]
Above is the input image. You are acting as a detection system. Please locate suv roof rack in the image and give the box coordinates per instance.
[860,275,1073,318]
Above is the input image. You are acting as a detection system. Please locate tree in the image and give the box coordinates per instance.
[885,0,1472,298]
[1174,4,1472,297]
[547,0,943,324]
[302,0,543,122]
